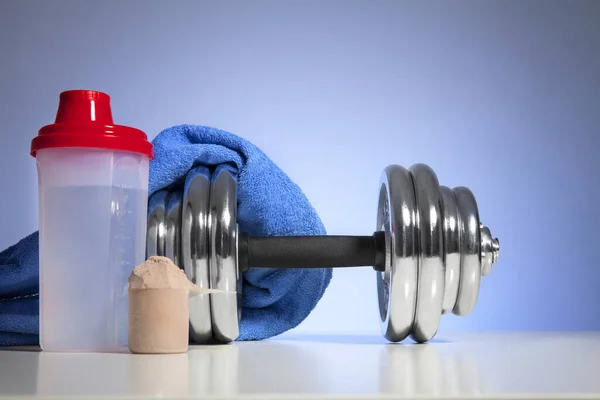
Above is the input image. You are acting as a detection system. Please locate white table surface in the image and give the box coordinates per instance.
[0,332,598,399]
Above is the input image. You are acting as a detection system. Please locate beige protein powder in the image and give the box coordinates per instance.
[128,256,211,354]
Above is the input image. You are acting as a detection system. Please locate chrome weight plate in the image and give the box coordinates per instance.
[440,186,461,314]
[165,191,182,268]
[146,190,169,258]
[209,164,241,343]
[376,165,418,342]
[452,187,481,316]
[182,166,214,343]
[409,164,445,343]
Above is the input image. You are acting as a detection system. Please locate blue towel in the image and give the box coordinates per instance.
[0,124,332,346]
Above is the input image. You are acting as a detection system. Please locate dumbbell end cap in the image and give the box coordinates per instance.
[480,224,499,276]
[492,237,500,263]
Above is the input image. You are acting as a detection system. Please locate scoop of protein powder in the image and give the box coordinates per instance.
[128,256,217,354]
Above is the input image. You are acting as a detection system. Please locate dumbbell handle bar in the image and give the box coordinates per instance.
[238,232,387,273]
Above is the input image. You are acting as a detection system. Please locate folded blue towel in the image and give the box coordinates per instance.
[0,125,332,346]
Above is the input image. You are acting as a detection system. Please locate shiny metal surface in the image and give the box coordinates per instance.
[375,163,500,342]
[182,166,214,343]
[409,164,445,343]
[209,165,241,343]
[452,187,481,316]
[376,165,418,342]
[492,238,500,263]
[146,190,169,258]
[440,186,461,314]
[165,191,182,268]
[480,225,499,276]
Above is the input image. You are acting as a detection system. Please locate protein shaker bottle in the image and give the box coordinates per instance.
[30,90,153,352]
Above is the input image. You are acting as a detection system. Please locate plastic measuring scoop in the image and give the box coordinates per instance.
[30,90,153,352]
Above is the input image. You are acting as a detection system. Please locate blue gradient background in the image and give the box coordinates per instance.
[1,0,598,336]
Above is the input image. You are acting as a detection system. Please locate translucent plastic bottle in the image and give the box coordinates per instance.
[30,90,153,352]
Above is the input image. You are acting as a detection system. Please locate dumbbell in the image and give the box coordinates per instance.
[146,163,500,344]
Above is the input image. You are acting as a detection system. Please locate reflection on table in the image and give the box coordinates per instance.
[0,332,598,398]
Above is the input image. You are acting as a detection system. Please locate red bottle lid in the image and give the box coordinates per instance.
[30,90,154,159]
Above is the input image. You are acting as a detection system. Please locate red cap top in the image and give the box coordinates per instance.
[30,90,154,159]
